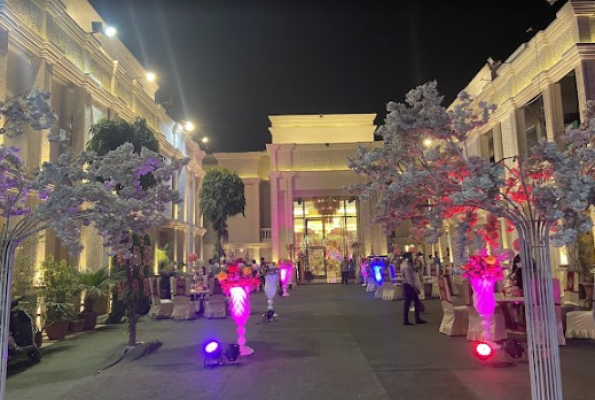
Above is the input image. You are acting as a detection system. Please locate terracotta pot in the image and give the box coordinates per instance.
[79,312,98,330]
[69,319,86,332]
[45,320,69,340]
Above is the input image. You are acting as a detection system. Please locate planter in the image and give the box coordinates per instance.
[45,320,70,340]
[69,319,86,332]
[79,312,98,330]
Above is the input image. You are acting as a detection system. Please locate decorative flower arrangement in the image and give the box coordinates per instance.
[218,259,260,295]
[461,249,506,280]
[187,253,198,263]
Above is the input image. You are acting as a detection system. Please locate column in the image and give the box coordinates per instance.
[284,173,295,257]
[575,58,595,119]
[269,172,280,260]
[542,82,565,143]
[31,56,52,164]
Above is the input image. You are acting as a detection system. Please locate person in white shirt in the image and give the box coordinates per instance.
[401,252,426,326]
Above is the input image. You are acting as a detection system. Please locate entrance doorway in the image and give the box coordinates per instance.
[294,198,358,284]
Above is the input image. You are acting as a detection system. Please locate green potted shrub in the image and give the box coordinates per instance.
[78,267,121,330]
[39,256,78,340]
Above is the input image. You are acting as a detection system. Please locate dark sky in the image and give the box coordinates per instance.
[88,0,564,153]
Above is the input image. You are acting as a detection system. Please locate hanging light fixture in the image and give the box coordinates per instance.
[313,197,340,223]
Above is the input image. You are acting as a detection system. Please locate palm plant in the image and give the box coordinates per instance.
[79,267,123,314]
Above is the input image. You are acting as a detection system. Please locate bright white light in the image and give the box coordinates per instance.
[145,72,156,82]
[201,137,209,144]
[183,121,195,132]
[104,26,117,38]
[423,138,432,147]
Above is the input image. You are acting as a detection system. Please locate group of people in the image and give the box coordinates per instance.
[192,256,273,292]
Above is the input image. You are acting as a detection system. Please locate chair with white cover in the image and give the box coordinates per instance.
[438,276,469,336]
[170,276,196,320]
[565,276,595,339]
[147,277,174,319]
[204,295,227,319]
[382,285,395,301]
[566,310,595,339]
[375,286,384,299]
[366,282,376,292]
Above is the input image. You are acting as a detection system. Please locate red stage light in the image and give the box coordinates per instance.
[473,342,494,361]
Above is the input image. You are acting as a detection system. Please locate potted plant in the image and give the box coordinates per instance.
[577,233,595,309]
[39,256,78,340]
[78,267,120,330]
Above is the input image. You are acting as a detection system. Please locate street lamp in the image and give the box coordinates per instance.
[133,72,157,83]
[182,121,195,132]
[90,21,117,38]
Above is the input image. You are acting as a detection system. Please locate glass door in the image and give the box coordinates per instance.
[307,246,327,284]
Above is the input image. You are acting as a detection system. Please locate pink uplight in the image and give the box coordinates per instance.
[280,268,287,283]
[473,342,494,360]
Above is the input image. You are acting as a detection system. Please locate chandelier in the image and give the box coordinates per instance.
[313,197,340,223]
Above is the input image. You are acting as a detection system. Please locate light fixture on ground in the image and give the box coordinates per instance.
[203,340,222,367]
[90,21,117,38]
[202,340,241,367]
[473,341,494,361]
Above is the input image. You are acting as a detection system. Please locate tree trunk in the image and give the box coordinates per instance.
[518,223,563,400]
[126,265,137,347]
[0,241,17,400]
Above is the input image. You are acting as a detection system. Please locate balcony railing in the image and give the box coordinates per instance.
[260,228,271,242]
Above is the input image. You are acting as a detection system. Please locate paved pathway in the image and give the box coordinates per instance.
[6,285,595,400]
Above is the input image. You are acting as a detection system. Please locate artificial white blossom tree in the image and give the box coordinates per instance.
[349,81,595,400]
[0,90,186,399]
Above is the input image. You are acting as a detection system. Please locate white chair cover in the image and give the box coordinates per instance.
[204,296,227,319]
[463,278,508,342]
[382,286,395,301]
[375,287,383,299]
[170,276,196,320]
[147,277,174,319]
[172,295,196,320]
[366,282,376,292]
[438,276,468,336]
[566,310,595,339]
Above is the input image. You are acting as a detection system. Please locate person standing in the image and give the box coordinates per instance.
[432,251,442,276]
[341,257,350,284]
[401,252,426,326]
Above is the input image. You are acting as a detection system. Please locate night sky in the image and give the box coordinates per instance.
[88,0,564,153]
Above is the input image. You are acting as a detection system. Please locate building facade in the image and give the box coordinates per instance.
[207,114,390,283]
[0,0,206,280]
[438,0,595,300]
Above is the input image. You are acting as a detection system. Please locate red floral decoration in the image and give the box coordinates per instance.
[218,261,260,295]
[461,249,504,280]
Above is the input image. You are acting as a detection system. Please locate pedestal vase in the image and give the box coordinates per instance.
[229,286,254,356]
[470,277,497,344]
[264,274,278,312]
